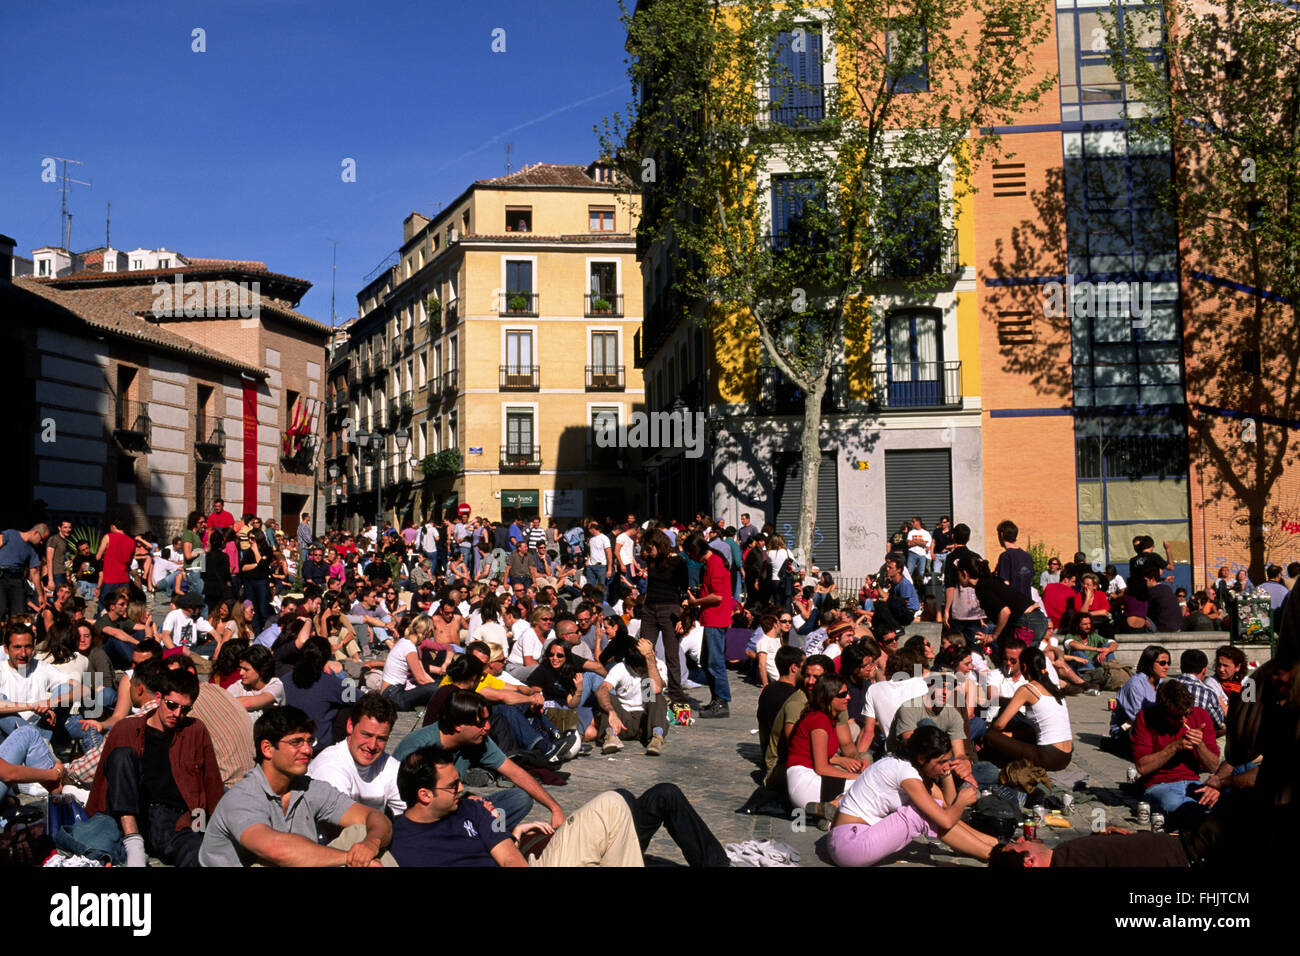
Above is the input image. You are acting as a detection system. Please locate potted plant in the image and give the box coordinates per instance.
[508,294,529,313]
[421,449,463,476]
[425,295,442,333]
[592,296,612,314]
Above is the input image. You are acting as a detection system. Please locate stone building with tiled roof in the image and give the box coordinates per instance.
[0,234,332,540]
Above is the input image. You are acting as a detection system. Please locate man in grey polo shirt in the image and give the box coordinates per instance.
[199,706,392,867]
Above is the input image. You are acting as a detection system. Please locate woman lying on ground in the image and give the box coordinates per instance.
[983,646,1074,771]
[826,724,998,867]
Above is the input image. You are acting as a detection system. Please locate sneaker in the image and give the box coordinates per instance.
[646,733,664,756]
[697,701,730,719]
[601,734,624,755]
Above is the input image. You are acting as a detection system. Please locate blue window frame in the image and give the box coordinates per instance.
[771,175,824,250]
[769,26,825,126]
[879,165,942,274]
[885,309,943,406]
[886,21,929,93]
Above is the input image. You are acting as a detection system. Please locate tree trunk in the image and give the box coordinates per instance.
[795,379,827,571]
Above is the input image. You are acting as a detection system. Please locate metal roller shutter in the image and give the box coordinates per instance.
[773,452,841,571]
[885,448,953,534]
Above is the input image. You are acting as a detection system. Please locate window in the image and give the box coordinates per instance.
[131,259,143,270]
[158,258,170,269]
[506,260,533,293]
[878,166,943,274]
[771,175,825,250]
[448,411,458,450]
[506,410,535,461]
[506,207,532,233]
[769,25,825,126]
[418,353,427,388]
[589,207,616,231]
[589,262,617,297]
[38,259,50,276]
[116,453,137,484]
[590,407,620,464]
[886,21,929,93]
[591,332,618,373]
[885,310,946,407]
[505,331,535,386]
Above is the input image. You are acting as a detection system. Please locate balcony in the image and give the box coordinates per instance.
[758,365,846,416]
[586,366,625,391]
[194,411,226,463]
[444,297,458,324]
[633,329,644,369]
[762,82,839,129]
[587,442,623,468]
[500,445,542,471]
[396,398,413,421]
[499,291,539,317]
[114,399,151,448]
[499,365,540,390]
[869,361,964,410]
[403,328,413,352]
[585,293,624,317]
[870,233,960,279]
[347,364,361,387]
[442,369,459,395]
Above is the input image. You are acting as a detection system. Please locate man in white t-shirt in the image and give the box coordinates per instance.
[905,516,933,585]
[309,694,405,817]
[506,608,555,681]
[585,522,612,591]
[596,638,669,756]
[754,613,784,686]
[418,519,440,561]
[0,622,74,743]
[860,648,929,755]
[227,645,287,721]
[161,592,214,652]
[613,526,642,594]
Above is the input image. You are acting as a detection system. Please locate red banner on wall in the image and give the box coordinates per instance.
[243,382,258,516]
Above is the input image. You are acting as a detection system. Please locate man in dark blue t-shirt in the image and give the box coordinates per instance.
[0,525,47,619]
[994,520,1035,601]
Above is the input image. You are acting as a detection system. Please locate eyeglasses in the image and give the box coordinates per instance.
[434,779,465,793]
[161,699,193,715]
[278,735,316,751]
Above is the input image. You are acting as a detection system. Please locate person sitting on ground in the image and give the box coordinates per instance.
[764,655,860,789]
[983,646,1073,771]
[1061,611,1118,675]
[1143,566,1184,633]
[934,645,982,741]
[308,693,405,818]
[506,607,553,682]
[753,612,784,688]
[227,645,286,721]
[1183,591,1224,632]
[1171,649,1227,736]
[826,725,996,867]
[785,672,864,821]
[758,646,805,764]
[839,641,880,736]
[393,690,566,830]
[529,639,595,741]
[1130,678,1220,828]
[85,666,224,868]
[198,706,393,867]
[1109,644,1170,754]
[0,618,75,746]
[0,722,62,809]
[952,553,1051,651]
[871,554,920,643]
[282,637,347,754]
[597,636,670,757]
[859,648,929,758]
[1211,645,1247,709]
[377,615,441,713]
[388,745,644,867]
[888,668,973,786]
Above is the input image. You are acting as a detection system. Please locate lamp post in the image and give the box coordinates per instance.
[357,430,383,542]
[327,464,339,529]
[394,426,410,524]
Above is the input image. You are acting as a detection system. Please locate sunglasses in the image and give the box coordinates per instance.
[162,699,193,715]
[434,779,465,794]
[834,690,851,699]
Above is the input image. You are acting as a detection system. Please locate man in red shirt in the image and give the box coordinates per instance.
[684,534,735,718]
[1041,563,1082,630]
[1130,679,1219,828]
[94,513,138,603]
[206,498,235,546]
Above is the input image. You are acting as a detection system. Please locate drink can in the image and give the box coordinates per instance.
[1061,793,1074,814]
[1023,822,1038,840]
[1137,801,1151,824]
[979,788,992,799]
[1125,767,1139,783]
[1151,812,1165,831]
[1108,698,1117,711]
[1034,806,1046,824]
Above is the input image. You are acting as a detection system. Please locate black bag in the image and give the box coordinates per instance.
[968,794,1020,841]
[0,806,54,867]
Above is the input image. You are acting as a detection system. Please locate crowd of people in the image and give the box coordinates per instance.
[0,505,1297,870]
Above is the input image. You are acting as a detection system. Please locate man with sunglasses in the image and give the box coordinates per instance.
[199,706,393,867]
[86,667,224,867]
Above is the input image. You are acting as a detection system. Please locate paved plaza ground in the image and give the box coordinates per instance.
[386,673,1147,867]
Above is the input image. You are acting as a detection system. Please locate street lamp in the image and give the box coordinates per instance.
[393,427,411,522]
[357,430,384,541]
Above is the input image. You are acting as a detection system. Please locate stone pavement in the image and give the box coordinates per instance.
[387,675,1152,867]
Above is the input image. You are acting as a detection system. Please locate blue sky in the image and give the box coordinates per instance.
[2,0,634,323]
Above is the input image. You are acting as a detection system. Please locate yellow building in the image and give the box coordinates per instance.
[338,161,644,529]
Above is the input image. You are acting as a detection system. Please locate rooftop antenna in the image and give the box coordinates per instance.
[105,202,111,247]
[49,156,91,251]
[327,238,338,327]
[505,142,513,174]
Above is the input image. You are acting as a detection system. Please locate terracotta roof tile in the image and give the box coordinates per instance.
[465,233,635,242]
[475,162,629,188]
[13,277,268,377]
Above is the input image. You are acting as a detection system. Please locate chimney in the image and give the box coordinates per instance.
[0,234,15,285]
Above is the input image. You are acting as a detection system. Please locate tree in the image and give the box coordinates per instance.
[601,0,1055,564]
[1104,0,1300,580]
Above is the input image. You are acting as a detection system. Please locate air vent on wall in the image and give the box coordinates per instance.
[997,309,1035,345]
[992,161,1027,197]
